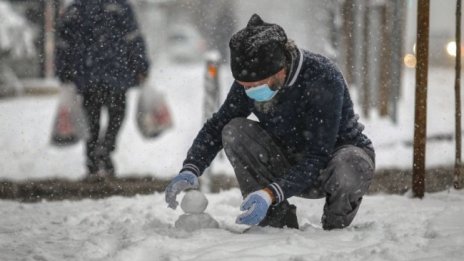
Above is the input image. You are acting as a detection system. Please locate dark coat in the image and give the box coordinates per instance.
[181,48,373,200]
[55,0,150,93]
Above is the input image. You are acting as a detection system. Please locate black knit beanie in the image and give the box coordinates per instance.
[229,14,287,82]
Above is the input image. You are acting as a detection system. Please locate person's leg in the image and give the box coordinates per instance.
[222,117,298,228]
[100,90,127,175]
[320,145,375,230]
[81,89,104,175]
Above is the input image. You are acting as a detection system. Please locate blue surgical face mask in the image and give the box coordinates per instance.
[245,84,279,102]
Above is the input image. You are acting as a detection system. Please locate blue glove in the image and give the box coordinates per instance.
[236,190,272,225]
[165,170,199,209]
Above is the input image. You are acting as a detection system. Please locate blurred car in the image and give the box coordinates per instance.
[0,0,35,97]
[404,35,461,69]
[403,1,461,69]
[166,24,207,63]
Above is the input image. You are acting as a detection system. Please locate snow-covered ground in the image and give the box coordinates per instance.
[1,188,463,261]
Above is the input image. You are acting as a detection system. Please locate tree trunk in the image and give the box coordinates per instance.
[362,3,371,117]
[454,0,462,190]
[413,0,430,199]
[389,0,405,124]
[379,4,390,117]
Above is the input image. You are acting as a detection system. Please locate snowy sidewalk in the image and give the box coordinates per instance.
[1,188,463,261]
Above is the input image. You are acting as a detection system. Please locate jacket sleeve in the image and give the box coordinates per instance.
[267,63,346,202]
[181,82,252,176]
[55,5,80,83]
[120,1,150,79]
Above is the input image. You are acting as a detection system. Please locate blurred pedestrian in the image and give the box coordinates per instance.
[55,0,150,180]
[165,14,375,230]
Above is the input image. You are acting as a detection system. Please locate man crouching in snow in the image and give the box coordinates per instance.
[165,14,375,230]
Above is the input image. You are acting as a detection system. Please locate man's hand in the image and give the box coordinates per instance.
[236,190,272,225]
[165,170,199,209]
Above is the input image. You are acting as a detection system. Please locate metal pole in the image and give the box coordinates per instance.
[454,0,462,190]
[43,0,55,78]
[412,0,430,198]
[201,51,221,193]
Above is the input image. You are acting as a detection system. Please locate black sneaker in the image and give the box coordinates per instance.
[285,204,299,229]
[259,201,299,229]
[86,159,100,176]
[99,154,115,178]
[95,143,116,178]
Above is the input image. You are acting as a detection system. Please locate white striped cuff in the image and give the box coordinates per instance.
[181,164,201,176]
[268,183,285,204]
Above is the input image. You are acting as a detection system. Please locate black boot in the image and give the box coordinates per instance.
[84,159,105,182]
[100,153,115,177]
[86,158,99,175]
[85,139,100,174]
[84,146,101,181]
[84,141,113,182]
[259,201,299,229]
[96,142,115,178]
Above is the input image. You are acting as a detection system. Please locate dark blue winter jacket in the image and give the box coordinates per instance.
[182,48,373,201]
[55,0,150,92]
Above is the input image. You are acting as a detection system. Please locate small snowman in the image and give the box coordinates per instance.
[174,190,219,232]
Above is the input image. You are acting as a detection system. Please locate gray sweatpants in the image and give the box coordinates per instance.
[222,118,375,229]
